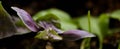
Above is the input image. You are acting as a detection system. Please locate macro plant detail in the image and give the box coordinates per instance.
[11,7,95,41]
[0,1,120,49]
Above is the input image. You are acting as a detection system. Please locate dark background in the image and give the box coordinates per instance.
[0,0,120,49]
[1,0,120,17]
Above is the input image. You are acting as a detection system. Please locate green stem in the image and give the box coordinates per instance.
[80,11,91,49]
[80,39,88,49]
[87,10,91,49]
[87,11,103,49]
[99,36,103,49]
[88,10,91,32]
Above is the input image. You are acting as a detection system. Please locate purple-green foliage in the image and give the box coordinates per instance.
[11,7,95,41]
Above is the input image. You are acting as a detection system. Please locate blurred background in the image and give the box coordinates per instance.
[0,0,120,49]
[1,0,120,16]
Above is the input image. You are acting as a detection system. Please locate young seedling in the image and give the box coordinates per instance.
[11,7,95,41]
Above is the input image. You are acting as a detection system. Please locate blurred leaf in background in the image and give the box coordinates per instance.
[33,8,77,31]
[0,1,17,39]
[76,16,102,49]
[98,14,109,36]
[76,15,109,49]
[110,10,120,21]
[77,16,101,37]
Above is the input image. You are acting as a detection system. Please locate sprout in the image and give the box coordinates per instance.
[11,7,95,41]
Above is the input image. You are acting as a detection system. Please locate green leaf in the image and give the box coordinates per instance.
[35,30,48,40]
[33,8,71,22]
[33,10,47,21]
[49,28,62,41]
[12,14,31,34]
[99,14,109,36]
[15,19,25,27]
[0,1,17,39]
[33,8,77,30]
[110,10,120,20]
[48,8,71,21]
[33,10,61,28]
[34,13,61,28]
[35,28,62,41]
[60,21,77,31]
[34,13,59,22]
[77,16,101,35]
[77,16,103,49]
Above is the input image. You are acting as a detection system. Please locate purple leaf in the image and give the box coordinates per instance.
[50,24,63,34]
[61,30,95,41]
[11,7,39,32]
[39,21,50,29]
